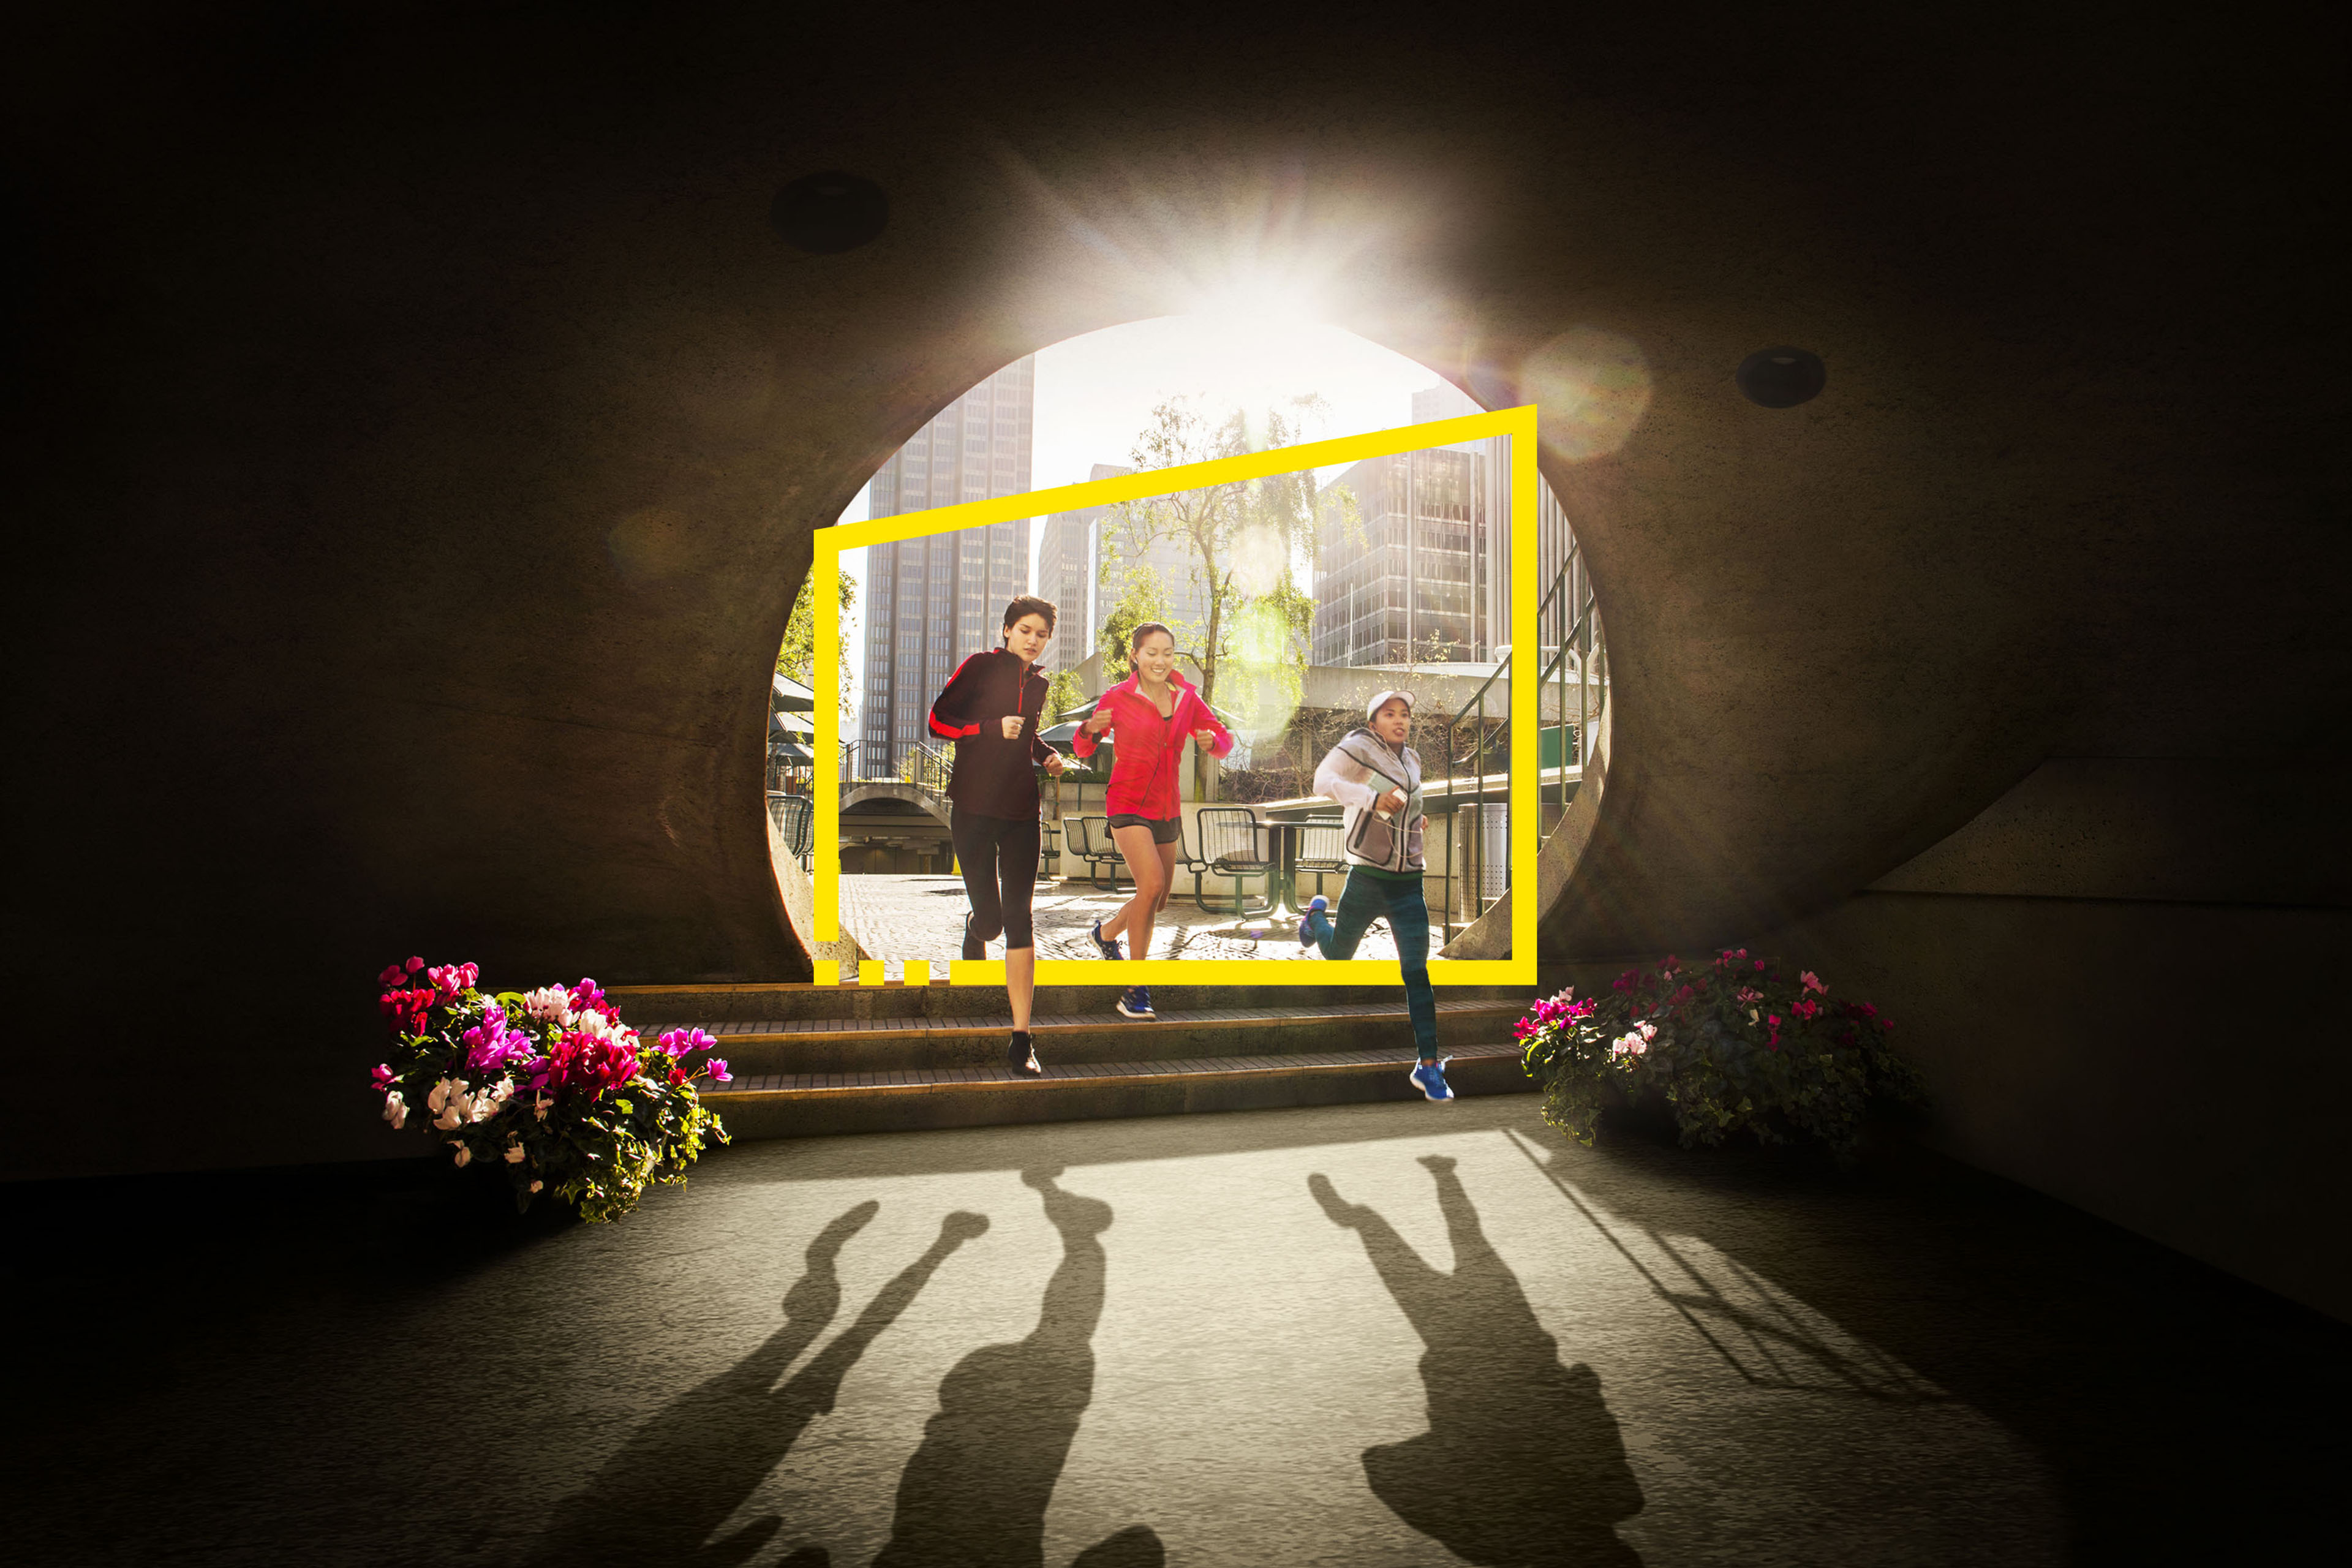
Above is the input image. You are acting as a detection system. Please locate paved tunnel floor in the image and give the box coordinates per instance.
[9,1101,2344,1565]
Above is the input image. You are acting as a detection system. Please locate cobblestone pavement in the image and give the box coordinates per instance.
[837,873,1444,970]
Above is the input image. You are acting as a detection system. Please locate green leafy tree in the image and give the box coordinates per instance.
[1106,395,1347,798]
[1095,562,1170,681]
[777,567,859,720]
[1043,666,1087,723]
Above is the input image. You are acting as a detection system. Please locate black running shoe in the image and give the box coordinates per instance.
[1008,1033,1042,1076]
[962,913,987,962]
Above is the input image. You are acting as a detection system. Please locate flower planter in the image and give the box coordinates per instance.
[1517,949,1923,1164]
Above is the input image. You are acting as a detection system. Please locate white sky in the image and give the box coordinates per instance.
[832,313,1448,706]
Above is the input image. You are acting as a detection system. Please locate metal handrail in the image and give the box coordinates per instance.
[1432,534,1607,942]
[1439,649,1511,942]
[1532,533,1606,814]
[897,741,952,814]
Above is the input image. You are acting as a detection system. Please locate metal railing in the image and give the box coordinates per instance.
[1438,650,1511,943]
[897,741,952,816]
[1532,532,1607,813]
[1433,537,1606,943]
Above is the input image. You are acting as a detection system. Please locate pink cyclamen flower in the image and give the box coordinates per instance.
[1801,970,1826,994]
[371,1063,396,1091]
[658,1027,718,1058]
[378,963,409,987]
[406,956,426,973]
[703,1058,733,1083]
[1754,960,1765,971]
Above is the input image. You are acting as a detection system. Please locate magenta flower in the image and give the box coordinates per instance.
[703,1058,732,1083]
[462,1005,535,1074]
[377,963,409,987]
[406,956,426,973]
[657,1026,718,1058]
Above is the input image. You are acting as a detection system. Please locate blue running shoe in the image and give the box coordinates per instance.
[1296,894,1329,949]
[1409,1058,1455,1102]
[1117,985,1156,1020]
[1089,919,1125,961]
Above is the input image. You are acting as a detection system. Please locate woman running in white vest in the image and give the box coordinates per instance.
[1296,690,1452,1101]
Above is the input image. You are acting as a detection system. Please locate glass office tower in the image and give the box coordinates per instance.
[859,357,1035,776]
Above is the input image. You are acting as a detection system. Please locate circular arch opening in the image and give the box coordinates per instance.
[769,309,1604,969]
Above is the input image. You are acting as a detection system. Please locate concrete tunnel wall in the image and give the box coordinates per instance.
[8,5,2346,1310]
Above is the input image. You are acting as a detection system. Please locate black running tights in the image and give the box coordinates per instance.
[951,808,1039,950]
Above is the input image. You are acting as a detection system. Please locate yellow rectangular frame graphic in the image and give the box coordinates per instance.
[815,405,1539,986]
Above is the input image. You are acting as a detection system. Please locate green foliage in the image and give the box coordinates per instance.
[1107,394,1346,796]
[1516,949,1924,1163]
[778,567,859,719]
[1096,563,1169,680]
[1043,666,1087,722]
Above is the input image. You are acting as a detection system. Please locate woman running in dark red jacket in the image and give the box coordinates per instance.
[929,595,1068,1075]
[1071,621,1234,1020]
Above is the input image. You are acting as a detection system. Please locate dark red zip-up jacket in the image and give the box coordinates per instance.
[929,647,1054,819]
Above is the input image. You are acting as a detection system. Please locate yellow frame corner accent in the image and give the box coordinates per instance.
[812,406,1539,987]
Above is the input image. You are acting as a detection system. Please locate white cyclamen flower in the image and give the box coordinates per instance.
[382,1090,408,1130]
[426,1078,456,1115]
[531,1093,553,1122]
[528,1180,544,1193]
[521,986,571,1022]
[451,1142,472,1168]
[575,1011,614,1041]
[503,1140,526,1164]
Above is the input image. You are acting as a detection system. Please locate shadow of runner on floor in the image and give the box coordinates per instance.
[873,1167,1161,1568]
[1310,1155,1645,1567]
[522,1199,989,1568]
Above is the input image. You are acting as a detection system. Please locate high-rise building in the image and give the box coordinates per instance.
[1309,386,1573,668]
[1035,507,1094,685]
[1313,444,1496,667]
[1404,382,1572,656]
[858,358,1035,776]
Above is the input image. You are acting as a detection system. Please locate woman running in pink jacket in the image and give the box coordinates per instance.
[1071,622,1233,1020]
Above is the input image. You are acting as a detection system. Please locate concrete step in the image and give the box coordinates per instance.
[671,996,1532,1075]
[703,1041,1535,1140]
[608,979,1528,1028]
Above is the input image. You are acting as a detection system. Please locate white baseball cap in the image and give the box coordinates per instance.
[1365,689,1415,720]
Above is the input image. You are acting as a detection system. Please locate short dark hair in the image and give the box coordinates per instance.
[1001,595,1057,633]
[1128,620,1173,651]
